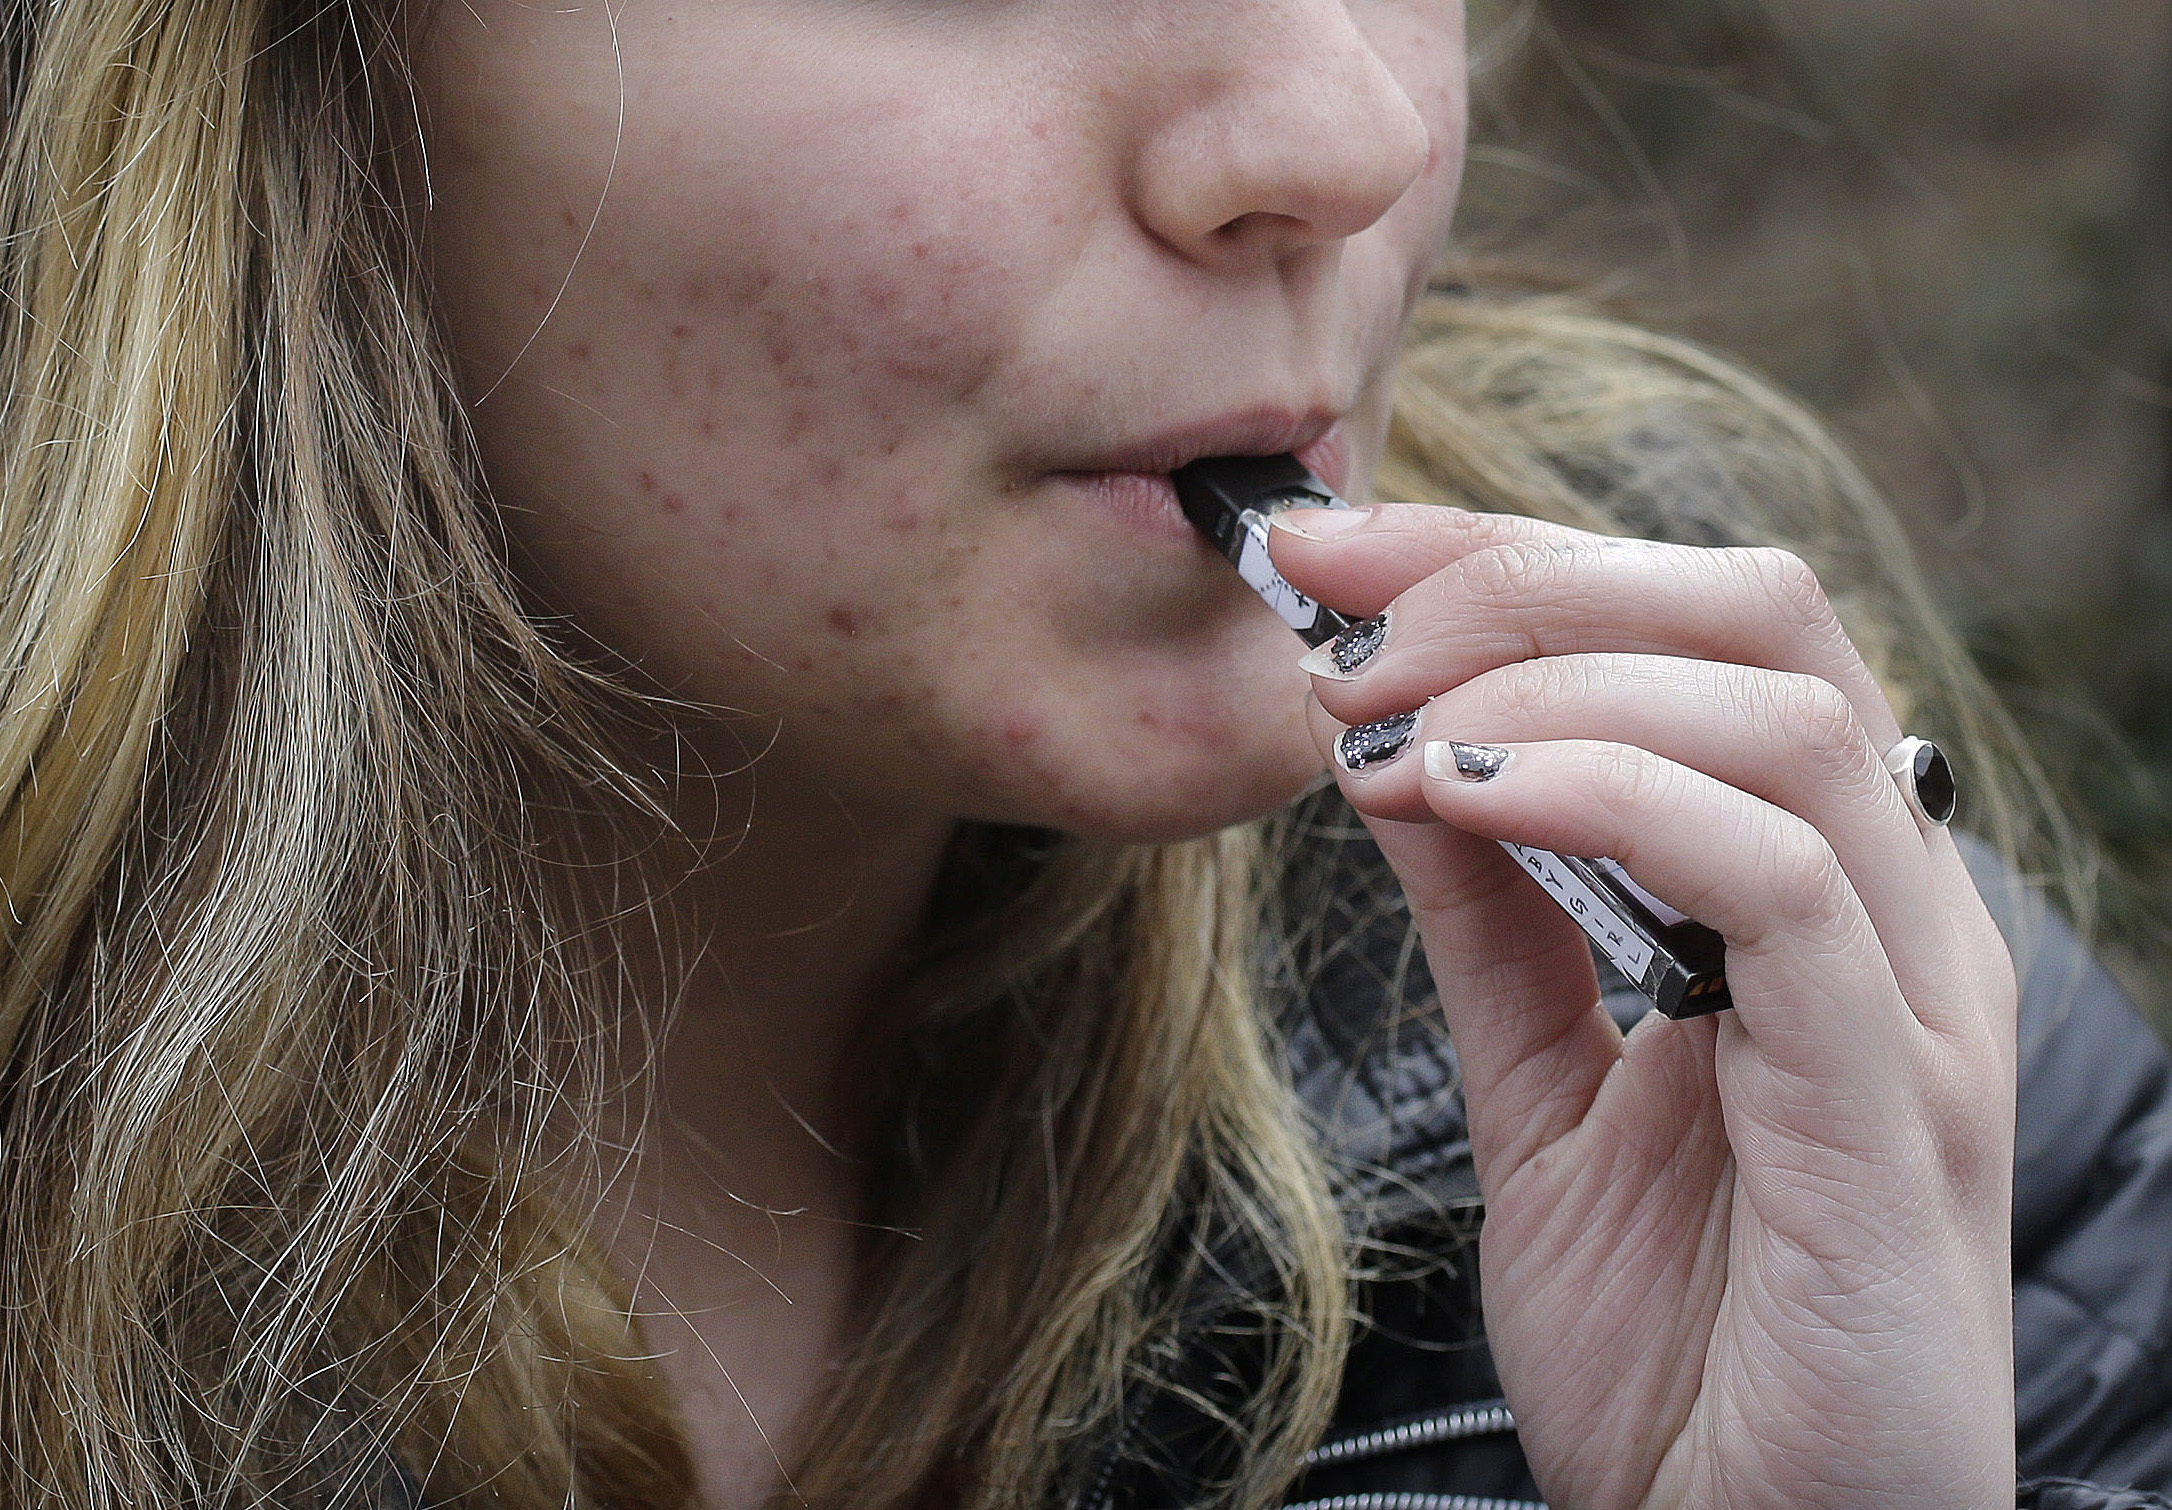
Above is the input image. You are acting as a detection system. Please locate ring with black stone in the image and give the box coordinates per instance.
[1883,736,1957,829]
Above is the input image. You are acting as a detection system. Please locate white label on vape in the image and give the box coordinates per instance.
[1234,512,1324,633]
[1592,857,1691,928]
[1505,843,1654,982]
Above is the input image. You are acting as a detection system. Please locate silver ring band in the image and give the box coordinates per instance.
[1884,736,1957,829]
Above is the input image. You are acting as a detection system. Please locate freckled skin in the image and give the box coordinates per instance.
[414,0,1468,844]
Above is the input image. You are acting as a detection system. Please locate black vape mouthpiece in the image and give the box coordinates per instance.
[1172,454,1353,649]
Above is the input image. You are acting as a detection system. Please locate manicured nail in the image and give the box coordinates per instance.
[1271,507,1373,542]
[1298,611,1390,680]
[1336,710,1421,772]
[1424,741,1513,782]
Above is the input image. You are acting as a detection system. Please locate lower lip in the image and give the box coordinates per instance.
[1052,471,1195,541]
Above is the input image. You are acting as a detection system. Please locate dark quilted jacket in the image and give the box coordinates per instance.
[1080,831,2172,1510]
[384,832,2170,1509]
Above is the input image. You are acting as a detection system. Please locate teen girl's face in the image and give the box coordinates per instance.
[416,0,1467,842]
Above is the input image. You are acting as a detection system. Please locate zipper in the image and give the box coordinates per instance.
[1280,1496,1547,1510]
[1087,1393,1523,1510]
[1077,1381,1158,1510]
[1300,1399,1517,1470]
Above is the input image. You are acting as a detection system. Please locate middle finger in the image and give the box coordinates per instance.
[1317,653,1971,1021]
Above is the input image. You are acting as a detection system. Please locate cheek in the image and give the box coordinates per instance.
[435,31,1072,472]
[649,194,1009,455]
[443,140,1034,485]
[420,57,1084,689]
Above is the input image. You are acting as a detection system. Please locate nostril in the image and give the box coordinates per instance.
[1212,209,1307,244]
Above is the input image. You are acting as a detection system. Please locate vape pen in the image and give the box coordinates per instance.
[1172,454,1733,1021]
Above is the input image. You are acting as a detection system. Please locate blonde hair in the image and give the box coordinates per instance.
[0,4,1342,1505]
[0,6,2053,1510]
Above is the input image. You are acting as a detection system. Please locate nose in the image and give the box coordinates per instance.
[1127,0,1435,270]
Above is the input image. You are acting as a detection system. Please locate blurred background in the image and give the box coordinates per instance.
[1453,0,2172,1013]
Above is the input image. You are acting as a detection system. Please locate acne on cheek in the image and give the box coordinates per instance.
[486,129,1083,754]
[647,276,975,483]
[825,605,881,638]
[670,196,997,371]
[634,470,689,515]
[1000,715,1043,751]
[540,126,1051,533]
[950,709,1090,826]
[849,250,1003,396]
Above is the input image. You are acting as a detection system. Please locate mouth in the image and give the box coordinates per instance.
[1039,412,1353,540]
[1052,409,1350,490]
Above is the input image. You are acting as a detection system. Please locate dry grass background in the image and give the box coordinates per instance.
[1453,0,2172,1010]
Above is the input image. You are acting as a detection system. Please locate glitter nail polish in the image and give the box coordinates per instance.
[1336,711,1421,772]
[1425,741,1512,782]
[1299,612,1390,680]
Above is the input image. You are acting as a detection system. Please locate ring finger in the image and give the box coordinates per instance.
[1309,654,1971,1024]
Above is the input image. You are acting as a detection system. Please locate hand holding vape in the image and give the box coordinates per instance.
[1172,455,1733,1021]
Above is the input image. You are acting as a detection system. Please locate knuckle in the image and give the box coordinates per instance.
[1586,740,1670,822]
[1771,672,1870,780]
[1477,656,1590,720]
[1759,821,1850,928]
[1917,1039,2014,1198]
[1437,506,1525,551]
[1558,653,1623,705]
[1736,546,1837,632]
[1457,540,1578,612]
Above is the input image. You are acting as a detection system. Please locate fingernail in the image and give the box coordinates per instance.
[1271,507,1373,542]
[1298,611,1390,680]
[1336,710,1421,773]
[1424,741,1513,782]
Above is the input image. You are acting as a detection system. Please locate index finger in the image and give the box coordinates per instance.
[1264,501,1590,615]
[1272,504,1905,755]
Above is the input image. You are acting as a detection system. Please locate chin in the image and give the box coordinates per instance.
[975,732,1330,847]
[930,609,1329,843]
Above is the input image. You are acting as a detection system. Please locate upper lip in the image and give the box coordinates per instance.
[1045,406,1341,477]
